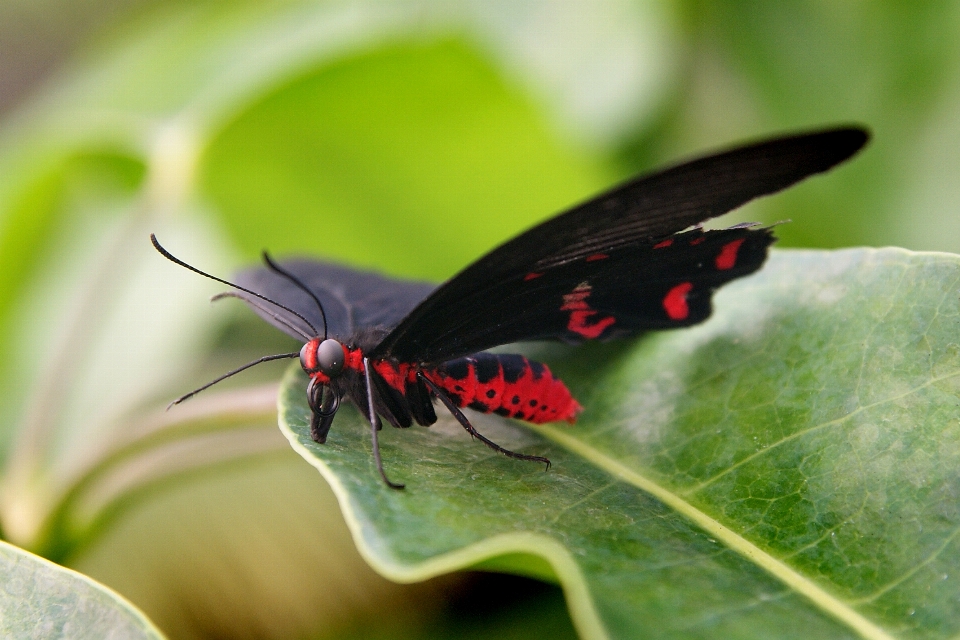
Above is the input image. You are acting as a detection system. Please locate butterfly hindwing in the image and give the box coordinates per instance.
[371,225,773,363]
[543,225,776,338]
[227,260,435,341]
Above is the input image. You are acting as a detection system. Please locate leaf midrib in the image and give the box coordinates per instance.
[536,423,896,640]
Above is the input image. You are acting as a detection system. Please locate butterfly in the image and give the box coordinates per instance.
[153,126,869,488]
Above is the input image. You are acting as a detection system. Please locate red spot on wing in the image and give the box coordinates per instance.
[653,238,673,249]
[690,237,705,246]
[560,285,591,311]
[524,272,543,281]
[567,311,616,339]
[586,253,609,262]
[663,282,693,320]
[715,238,746,270]
[561,283,616,339]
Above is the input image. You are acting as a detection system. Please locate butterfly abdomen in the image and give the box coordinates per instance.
[422,353,581,424]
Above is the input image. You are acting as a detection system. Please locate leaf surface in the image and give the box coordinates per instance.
[0,538,163,639]
[280,248,960,639]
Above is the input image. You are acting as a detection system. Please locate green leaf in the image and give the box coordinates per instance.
[279,248,960,639]
[0,538,164,639]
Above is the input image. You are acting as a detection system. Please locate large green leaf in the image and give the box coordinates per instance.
[0,538,163,639]
[279,248,960,639]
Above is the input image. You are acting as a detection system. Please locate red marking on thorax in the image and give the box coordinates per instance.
[586,253,609,262]
[524,272,543,281]
[345,347,364,371]
[689,236,705,246]
[423,357,580,424]
[715,238,745,270]
[663,282,693,320]
[561,283,616,339]
[653,238,673,249]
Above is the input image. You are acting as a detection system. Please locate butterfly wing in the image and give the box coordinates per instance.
[372,127,868,363]
[227,260,436,341]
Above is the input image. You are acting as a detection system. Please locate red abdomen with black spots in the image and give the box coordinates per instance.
[422,353,581,424]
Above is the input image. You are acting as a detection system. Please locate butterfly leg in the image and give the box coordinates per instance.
[419,373,551,471]
[364,358,405,489]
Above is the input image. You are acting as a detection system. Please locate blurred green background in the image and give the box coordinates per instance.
[0,1,957,638]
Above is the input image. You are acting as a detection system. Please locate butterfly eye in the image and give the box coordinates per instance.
[315,338,345,377]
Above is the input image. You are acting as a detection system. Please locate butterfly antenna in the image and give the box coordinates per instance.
[151,234,320,336]
[261,252,330,340]
[168,351,299,408]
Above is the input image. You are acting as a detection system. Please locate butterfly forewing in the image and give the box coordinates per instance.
[372,127,867,363]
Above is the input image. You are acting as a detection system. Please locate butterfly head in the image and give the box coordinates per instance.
[301,338,347,443]
[300,338,346,380]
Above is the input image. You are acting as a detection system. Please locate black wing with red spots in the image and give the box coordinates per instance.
[371,126,867,363]
[227,260,435,341]
[381,224,773,362]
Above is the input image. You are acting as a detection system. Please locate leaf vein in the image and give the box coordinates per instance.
[681,368,960,494]
[535,425,896,640]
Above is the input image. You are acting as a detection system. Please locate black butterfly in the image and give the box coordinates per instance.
[153,126,869,488]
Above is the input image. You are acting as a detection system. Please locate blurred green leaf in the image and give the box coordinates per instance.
[201,38,616,279]
[280,248,960,639]
[0,538,164,639]
[0,151,146,458]
[0,2,621,546]
[4,1,960,638]
[659,2,960,253]
[0,3,651,637]
[69,448,474,640]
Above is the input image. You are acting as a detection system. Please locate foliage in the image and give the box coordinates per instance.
[0,1,958,638]
[281,249,960,639]
[0,539,163,640]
